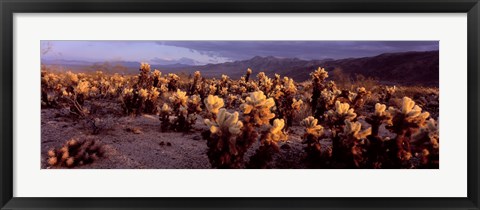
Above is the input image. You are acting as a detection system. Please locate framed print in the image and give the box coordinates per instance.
[1,0,479,209]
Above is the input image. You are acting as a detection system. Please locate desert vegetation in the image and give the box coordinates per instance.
[41,63,439,169]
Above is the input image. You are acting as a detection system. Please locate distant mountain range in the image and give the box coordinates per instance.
[42,50,439,86]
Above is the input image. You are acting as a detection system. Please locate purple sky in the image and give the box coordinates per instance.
[41,41,439,65]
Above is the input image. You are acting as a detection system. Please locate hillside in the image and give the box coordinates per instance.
[172,51,439,86]
[43,50,439,86]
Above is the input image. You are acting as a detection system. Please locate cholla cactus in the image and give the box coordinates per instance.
[226,94,238,108]
[265,119,288,143]
[240,91,276,126]
[188,71,202,95]
[350,87,371,109]
[272,77,301,129]
[137,62,153,88]
[340,120,372,168]
[326,101,357,125]
[60,76,91,118]
[379,85,396,103]
[204,108,243,136]
[301,116,324,137]
[342,120,372,140]
[388,97,430,130]
[245,68,253,82]
[385,97,431,166]
[167,73,180,91]
[169,89,188,107]
[204,95,224,119]
[310,68,339,120]
[311,67,329,82]
[152,69,162,87]
[161,91,203,132]
[411,118,439,168]
[257,72,273,94]
[65,71,79,86]
[366,103,393,137]
[247,119,288,168]
[203,108,246,168]
[46,138,105,168]
[159,103,172,131]
[300,116,329,168]
[291,98,303,110]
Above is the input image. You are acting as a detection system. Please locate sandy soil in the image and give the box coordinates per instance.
[41,108,326,169]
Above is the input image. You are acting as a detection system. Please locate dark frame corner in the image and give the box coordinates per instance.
[1,0,479,209]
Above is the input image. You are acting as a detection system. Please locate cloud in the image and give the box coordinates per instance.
[156,41,439,60]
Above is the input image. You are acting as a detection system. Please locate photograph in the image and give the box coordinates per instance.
[40,40,439,169]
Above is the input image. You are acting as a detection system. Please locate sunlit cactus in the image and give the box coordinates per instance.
[342,120,372,140]
[159,103,172,131]
[167,73,180,91]
[188,71,202,95]
[301,116,324,137]
[326,101,357,124]
[310,67,335,119]
[245,68,253,82]
[46,138,105,168]
[247,119,288,168]
[161,91,203,132]
[204,95,225,119]
[365,103,393,137]
[257,72,273,94]
[411,118,439,168]
[385,96,432,166]
[226,94,239,108]
[204,108,243,136]
[291,98,303,110]
[41,61,440,169]
[339,120,372,168]
[203,108,246,168]
[169,89,188,107]
[265,119,288,143]
[300,116,329,168]
[240,91,276,126]
[349,87,371,109]
[380,85,396,103]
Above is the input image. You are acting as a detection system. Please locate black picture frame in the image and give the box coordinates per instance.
[1,0,479,209]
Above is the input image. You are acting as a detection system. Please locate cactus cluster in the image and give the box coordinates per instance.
[47,138,105,168]
[159,90,203,132]
[42,63,439,169]
[203,108,245,168]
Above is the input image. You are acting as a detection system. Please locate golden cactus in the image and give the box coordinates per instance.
[327,101,357,122]
[342,120,372,140]
[204,108,243,135]
[301,116,324,137]
[310,67,329,81]
[240,91,275,125]
[169,89,188,106]
[204,95,224,115]
[291,98,303,110]
[266,119,288,143]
